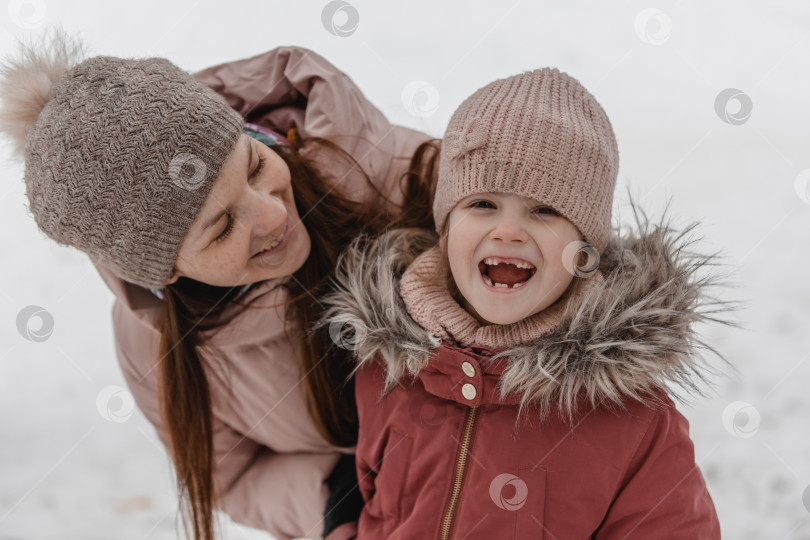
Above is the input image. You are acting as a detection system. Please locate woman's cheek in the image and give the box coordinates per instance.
[217,245,242,274]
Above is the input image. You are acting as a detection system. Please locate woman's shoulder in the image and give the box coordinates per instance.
[195,45,431,209]
[93,255,291,350]
[92,255,164,324]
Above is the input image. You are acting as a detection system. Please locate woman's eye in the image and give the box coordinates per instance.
[249,156,265,183]
[215,212,234,243]
[533,207,558,215]
[471,200,495,209]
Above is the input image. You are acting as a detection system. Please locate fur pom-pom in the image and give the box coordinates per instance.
[0,27,87,159]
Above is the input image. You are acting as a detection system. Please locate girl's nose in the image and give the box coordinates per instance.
[490,220,528,242]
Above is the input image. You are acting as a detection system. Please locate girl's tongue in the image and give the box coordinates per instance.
[479,261,533,287]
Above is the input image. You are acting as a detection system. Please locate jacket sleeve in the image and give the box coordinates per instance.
[111,298,339,540]
[194,46,431,209]
[324,522,358,540]
[595,397,721,539]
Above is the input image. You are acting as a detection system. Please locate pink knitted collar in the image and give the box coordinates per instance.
[399,245,605,349]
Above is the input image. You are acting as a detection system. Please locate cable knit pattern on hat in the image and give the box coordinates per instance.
[1,32,243,289]
[433,68,619,255]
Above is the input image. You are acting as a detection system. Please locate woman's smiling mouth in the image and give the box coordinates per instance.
[252,218,292,259]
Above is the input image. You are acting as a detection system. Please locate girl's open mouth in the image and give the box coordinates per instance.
[478,256,537,289]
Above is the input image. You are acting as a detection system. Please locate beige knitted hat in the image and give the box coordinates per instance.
[433,68,619,255]
[0,30,243,289]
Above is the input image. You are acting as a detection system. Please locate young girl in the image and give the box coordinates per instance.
[320,68,729,538]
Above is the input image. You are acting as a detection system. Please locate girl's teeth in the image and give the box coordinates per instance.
[483,276,530,289]
[483,257,534,269]
[483,277,530,289]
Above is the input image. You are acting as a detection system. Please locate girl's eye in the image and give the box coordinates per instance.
[471,200,495,209]
[215,212,234,243]
[533,207,558,216]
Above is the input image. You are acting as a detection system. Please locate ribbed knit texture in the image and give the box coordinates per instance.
[23,55,243,289]
[399,245,605,349]
[434,68,619,255]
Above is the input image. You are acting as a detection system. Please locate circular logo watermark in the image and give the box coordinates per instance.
[408,393,448,430]
[714,88,753,125]
[96,385,136,423]
[794,169,810,204]
[634,8,673,46]
[561,240,600,278]
[328,318,367,351]
[169,153,208,191]
[321,0,359,37]
[8,0,47,29]
[722,401,760,439]
[16,305,54,342]
[401,80,440,118]
[489,473,528,511]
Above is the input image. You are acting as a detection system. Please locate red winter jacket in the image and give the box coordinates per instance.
[354,347,716,539]
[320,222,726,539]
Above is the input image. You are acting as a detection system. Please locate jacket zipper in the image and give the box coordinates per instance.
[439,406,479,540]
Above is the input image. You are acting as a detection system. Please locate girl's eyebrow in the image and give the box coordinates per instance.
[199,137,252,237]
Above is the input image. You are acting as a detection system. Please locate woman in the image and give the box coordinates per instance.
[0,30,438,540]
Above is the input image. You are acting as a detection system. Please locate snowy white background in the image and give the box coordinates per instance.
[1,1,809,539]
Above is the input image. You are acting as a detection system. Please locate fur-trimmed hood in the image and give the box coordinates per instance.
[319,198,740,417]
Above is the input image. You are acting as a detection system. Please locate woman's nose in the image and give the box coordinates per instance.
[251,193,288,238]
[490,220,528,242]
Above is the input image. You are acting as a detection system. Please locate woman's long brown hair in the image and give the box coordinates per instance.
[157,135,441,540]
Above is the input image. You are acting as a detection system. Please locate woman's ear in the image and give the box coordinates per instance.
[165,267,180,285]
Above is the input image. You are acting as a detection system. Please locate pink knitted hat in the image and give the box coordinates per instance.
[433,68,619,255]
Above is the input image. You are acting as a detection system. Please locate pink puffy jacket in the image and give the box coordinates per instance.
[91,47,429,540]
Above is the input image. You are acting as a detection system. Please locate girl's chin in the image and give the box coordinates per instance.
[477,311,526,326]
[465,299,528,326]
